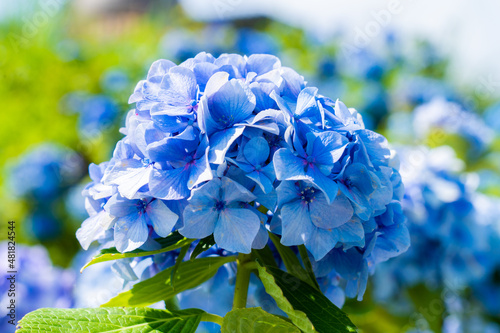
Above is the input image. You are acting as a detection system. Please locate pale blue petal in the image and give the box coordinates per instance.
[243,137,269,166]
[187,151,213,190]
[210,79,256,125]
[114,213,149,253]
[149,167,190,200]
[280,201,313,246]
[104,195,138,218]
[208,126,246,164]
[309,131,348,165]
[273,148,307,180]
[276,181,300,207]
[309,192,353,229]
[214,208,260,253]
[147,59,176,80]
[221,176,256,203]
[180,206,218,239]
[246,170,274,194]
[246,54,281,75]
[252,223,269,249]
[117,165,153,199]
[146,200,179,237]
[336,218,365,244]
[306,226,340,261]
[76,211,111,250]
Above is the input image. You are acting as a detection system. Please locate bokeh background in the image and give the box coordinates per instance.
[1,1,499,332]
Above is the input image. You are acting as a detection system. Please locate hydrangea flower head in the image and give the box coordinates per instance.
[78,53,408,301]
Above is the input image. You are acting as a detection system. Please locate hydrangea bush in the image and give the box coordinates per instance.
[17,53,409,333]
[373,146,500,332]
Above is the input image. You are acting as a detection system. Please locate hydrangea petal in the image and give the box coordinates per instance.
[214,208,260,253]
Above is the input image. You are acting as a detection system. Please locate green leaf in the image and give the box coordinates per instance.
[190,235,216,260]
[257,263,357,333]
[222,307,301,333]
[81,231,193,272]
[170,244,190,287]
[252,246,279,268]
[102,256,236,307]
[268,233,318,289]
[16,307,204,333]
[298,245,321,290]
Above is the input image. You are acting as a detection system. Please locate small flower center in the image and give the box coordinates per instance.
[190,99,198,107]
[255,164,262,170]
[142,158,153,167]
[218,114,234,127]
[214,200,226,212]
[138,199,148,213]
[306,156,314,163]
[300,186,316,204]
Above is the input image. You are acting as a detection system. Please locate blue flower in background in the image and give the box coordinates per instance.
[100,69,130,93]
[373,146,497,311]
[413,98,494,153]
[26,208,63,241]
[64,93,118,138]
[0,243,74,331]
[6,143,84,201]
[234,28,279,55]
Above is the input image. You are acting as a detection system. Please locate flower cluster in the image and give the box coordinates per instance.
[77,52,409,300]
[374,147,500,311]
[0,243,74,331]
[413,98,494,153]
[6,143,84,240]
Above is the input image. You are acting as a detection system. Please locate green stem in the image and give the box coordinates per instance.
[200,313,224,326]
[232,253,253,309]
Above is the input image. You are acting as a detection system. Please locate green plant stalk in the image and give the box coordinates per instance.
[232,253,253,309]
[201,313,224,326]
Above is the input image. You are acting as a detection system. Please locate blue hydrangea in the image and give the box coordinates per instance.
[6,143,84,201]
[77,53,408,302]
[0,243,74,330]
[63,93,118,138]
[412,98,493,153]
[373,146,500,318]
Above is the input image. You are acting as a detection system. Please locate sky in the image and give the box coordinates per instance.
[180,0,500,97]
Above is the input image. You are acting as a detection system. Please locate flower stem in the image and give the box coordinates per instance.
[232,253,253,309]
[200,313,224,326]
